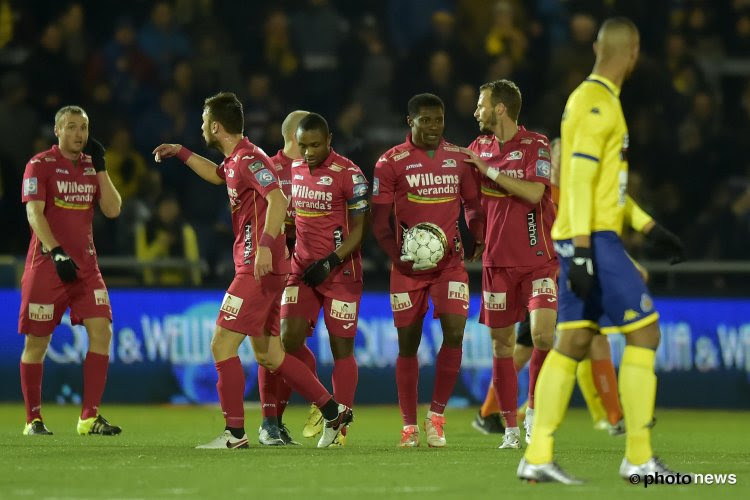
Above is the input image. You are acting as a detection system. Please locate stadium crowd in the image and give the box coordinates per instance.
[0,0,748,286]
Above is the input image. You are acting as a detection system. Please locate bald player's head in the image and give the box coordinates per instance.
[282,110,310,143]
[594,17,640,77]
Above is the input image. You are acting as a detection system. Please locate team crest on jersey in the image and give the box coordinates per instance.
[330,300,356,321]
[83,167,97,175]
[536,160,551,179]
[282,286,299,305]
[94,289,110,306]
[23,177,38,196]
[329,163,344,172]
[390,293,413,312]
[505,151,523,161]
[373,178,380,195]
[249,161,265,173]
[29,303,54,321]
[392,150,410,161]
[220,293,244,319]
[317,176,333,186]
[442,159,457,168]
[255,169,275,187]
[531,278,556,297]
[448,282,469,302]
[483,291,506,311]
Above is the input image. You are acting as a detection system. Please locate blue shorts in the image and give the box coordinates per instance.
[554,231,659,334]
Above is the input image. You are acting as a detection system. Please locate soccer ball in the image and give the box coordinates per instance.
[401,222,448,268]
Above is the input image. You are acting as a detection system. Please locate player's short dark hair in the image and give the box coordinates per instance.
[479,79,522,122]
[297,112,330,136]
[407,93,445,117]
[54,105,88,127]
[203,92,244,134]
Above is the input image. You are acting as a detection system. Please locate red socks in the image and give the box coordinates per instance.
[332,355,358,408]
[276,354,331,408]
[396,355,419,426]
[20,362,43,423]
[527,348,549,410]
[275,344,317,419]
[258,365,277,418]
[81,352,110,420]
[429,346,462,414]
[216,356,245,428]
[493,356,518,427]
[290,344,317,376]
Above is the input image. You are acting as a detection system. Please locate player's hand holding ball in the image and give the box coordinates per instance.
[51,246,79,283]
[568,246,595,299]
[302,252,342,287]
[84,137,107,172]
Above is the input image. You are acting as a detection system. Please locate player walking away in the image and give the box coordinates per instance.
[256,110,309,446]
[518,18,686,484]
[463,79,558,449]
[279,112,369,447]
[153,94,352,449]
[372,93,485,448]
[19,105,123,436]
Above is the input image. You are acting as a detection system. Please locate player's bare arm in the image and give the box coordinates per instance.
[153,143,224,185]
[255,188,288,280]
[461,147,545,204]
[25,201,60,251]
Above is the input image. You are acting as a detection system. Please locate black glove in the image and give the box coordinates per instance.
[302,252,342,287]
[84,137,106,172]
[646,223,686,265]
[51,246,79,283]
[568,246,594,300]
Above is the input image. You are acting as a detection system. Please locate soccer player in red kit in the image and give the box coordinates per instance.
[464,79,558,449]
[256,109,311,446]
[19,105,123,436]
[153,93,351,449]
[372,93,485,447]
[280,113,369,447]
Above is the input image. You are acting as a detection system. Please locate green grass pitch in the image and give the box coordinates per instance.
[1,405,749,499]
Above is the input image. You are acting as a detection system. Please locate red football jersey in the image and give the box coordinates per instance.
[290,149,368,283]
[468,127,556,267]
[373,135,480,274]
[215,138,289,275]
[270,149,295,226]
[21,145,101,272]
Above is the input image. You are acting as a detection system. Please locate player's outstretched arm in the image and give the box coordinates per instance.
[255,188,288,280]
[153,144,224,185]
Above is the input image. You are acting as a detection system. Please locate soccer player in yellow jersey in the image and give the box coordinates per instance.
[517,17,685,484]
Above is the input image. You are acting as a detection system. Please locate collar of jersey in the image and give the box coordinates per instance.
[227,137,253,159]
[51,145,84,165]
[405,133,445,152]
[301,149,337,171]
[586,74,621,97]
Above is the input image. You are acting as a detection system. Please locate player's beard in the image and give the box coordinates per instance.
[205,131,221,152]
[479,112,496,135]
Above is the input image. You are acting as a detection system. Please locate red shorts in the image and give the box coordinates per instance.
[18,265,112,337]
[389,265,470,328]
[216,272,285,336]
[480,259,559,329]
[280,275,362,338]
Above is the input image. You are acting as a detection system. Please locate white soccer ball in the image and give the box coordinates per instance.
[402,222,447,268]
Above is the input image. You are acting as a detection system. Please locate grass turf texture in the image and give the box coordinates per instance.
[1,405,749,499]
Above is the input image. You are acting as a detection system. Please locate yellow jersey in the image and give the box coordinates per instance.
[552,74,632,240]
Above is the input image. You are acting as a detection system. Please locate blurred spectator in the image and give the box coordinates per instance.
[260,10,298,86]
[444,83,479,147]
[549,12,597,86]
[105,126,148,202]
[243,72,281,149]
[59,3,88,68]
[191,33,242,98]
[410,10,476,83]
[138,1,191,82]
[0,72,38,170]
[484,1,528,64]
[333,102,366,171]
[24,23,79,116]
[135,193,200,285]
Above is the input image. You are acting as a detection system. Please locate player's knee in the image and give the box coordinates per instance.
[554,331,593,360]
[254,351,278,370]
[625,321,661,350]
[442,328,464,348]
[531,329,553,350]
[22,336,50,362]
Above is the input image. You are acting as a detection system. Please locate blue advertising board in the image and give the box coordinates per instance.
[1,289,748,407]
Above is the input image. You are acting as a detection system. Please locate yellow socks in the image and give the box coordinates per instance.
[619,346,657,465]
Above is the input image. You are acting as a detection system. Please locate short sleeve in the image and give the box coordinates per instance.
[22,159,48,203]
[215,162,226,180]
[240,155,280,197]
[524,142,552,186]
[343,165,369,214]
[372,155,396,205]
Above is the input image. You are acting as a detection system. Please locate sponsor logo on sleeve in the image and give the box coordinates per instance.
[220,293,244,319]
[352,173,366,184]
[505,150,523,161]
[329,299,357,321]
[329,163,344,172]
[282,286,299,305]
[353,183,368,197]
[482,292,507,311]
[535,160,551,179]
[390,293,413,312]
[538,148,551,160]
[442,159,457,168]
[29,303,54,321]
[392,150,410,161]
[373,177,380,195]
[83,167,97,176]
[531,278,556,298]
[249,161,265,173]
[23,178,38,196]
[448,281,469,302]
[527,210,538,246]
[317,176,333,186]
[255,169,275,187]
[93,289,110,306]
